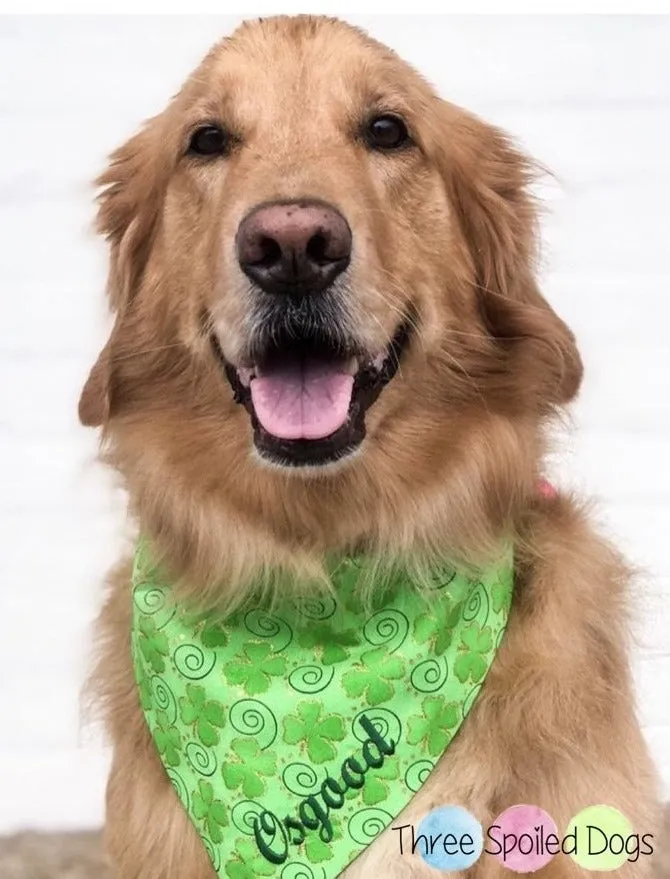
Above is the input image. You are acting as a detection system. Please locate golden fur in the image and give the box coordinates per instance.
[80,16,661,878]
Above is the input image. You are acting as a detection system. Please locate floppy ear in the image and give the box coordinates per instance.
[79,117,165,427]
[78,335,113,428]
[434,103,583,408]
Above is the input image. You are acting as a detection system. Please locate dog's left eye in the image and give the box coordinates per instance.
[188,125,229,157]
[364,114,411,151]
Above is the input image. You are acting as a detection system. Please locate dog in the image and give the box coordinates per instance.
[79,15,662,879]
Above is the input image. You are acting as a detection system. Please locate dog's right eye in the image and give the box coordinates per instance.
[187,125,229,157]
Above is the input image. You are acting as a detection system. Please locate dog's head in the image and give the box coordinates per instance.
[80,17,581,577]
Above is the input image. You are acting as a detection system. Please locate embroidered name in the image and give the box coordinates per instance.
[253,714,396,864]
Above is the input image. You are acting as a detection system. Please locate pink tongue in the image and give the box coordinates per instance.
[250,359,354,441]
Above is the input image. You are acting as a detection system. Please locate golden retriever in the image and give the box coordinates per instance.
[79,15,662,878]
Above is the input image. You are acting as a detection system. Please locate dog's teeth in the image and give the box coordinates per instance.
[344,357,359,375]
[372,352,386,371]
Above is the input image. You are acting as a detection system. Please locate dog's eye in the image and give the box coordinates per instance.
[365,114,410,151]
[188,125,229,157]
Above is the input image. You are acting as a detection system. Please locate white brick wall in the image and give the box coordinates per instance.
[0,15,668,832]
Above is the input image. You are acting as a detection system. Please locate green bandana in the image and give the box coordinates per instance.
[131,543,513,879]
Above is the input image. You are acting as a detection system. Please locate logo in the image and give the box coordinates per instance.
[394,804,655,872]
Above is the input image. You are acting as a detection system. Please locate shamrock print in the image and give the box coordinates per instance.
[192,779,229,845]
[454,622,493,683]
[341,647,405,705]
[304,819,342,864]
[133,538,513,879]
[330,558,363,593]
[225,837,274,879]
[407,696,459,757]
[283,702,345,764]
[180,607,230,647]
[298,622,359,665]
[221,738,276,798]
[361,755,400,806]
[137,615,169,674]
[223,643,287,696]
[154,710,181,767]
[413,601,462,657]
[179,683,226,747]
[201,620,228,649]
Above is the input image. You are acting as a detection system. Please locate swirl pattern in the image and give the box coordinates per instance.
[231,800,264,835]
[244,609,293,651]
[166,767,190,810]
[426,567,457,591]
[185,741,217,777]
[173,643,216,680]
[229,699,278,750]
[288,664,335,694]
[404,759,435,793]
[133,585,176,630]
[151,675,177,723]
[133,585,167,615]
[293,595,337,620]
[352,708,402,748]
[281,862,324,879]
[462,581,490,624]
[131,538,514,879]
[347,808,394,845]
[362,609,409,653]
[410,657,448,693]
[282,762,320,797]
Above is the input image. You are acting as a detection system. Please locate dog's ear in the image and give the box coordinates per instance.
[79,117,165,427]
[78,334,114,427]
[432,102,583,408]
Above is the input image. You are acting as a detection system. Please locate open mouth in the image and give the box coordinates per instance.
[212,321,412,468]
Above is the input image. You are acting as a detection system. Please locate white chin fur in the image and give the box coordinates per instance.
[251,442,363,476]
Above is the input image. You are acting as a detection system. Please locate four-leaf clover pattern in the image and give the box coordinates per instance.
[192,779,229,845]
[454,622,494,684]
[224,643,287,696]
[283,702,345,763]
[179,683,226,747]
[221,738,276,798]
[342,647,405,705]
[407,696,460,757]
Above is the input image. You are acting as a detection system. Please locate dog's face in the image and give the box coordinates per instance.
[80,17,582,564]
[170,20,449,469]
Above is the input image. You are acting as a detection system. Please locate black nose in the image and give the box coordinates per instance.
[236,199,352,296]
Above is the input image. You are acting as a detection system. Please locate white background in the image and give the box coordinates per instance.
[0,15,668,833]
